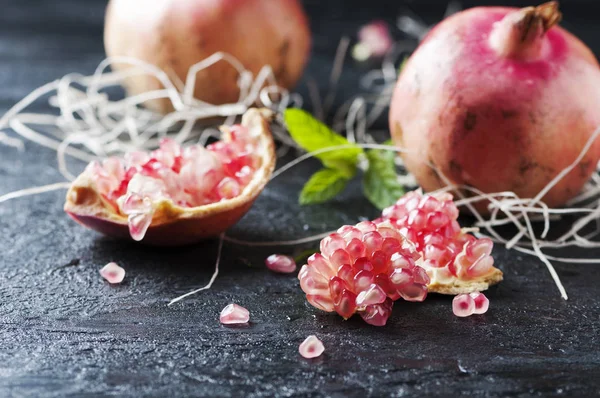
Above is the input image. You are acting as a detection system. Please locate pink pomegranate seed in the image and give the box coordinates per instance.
[299,335,325,359]
[219,304,250,325]
[470,292,490,314]
[360,298,393,326]
[99,262,125,284]
[265,254,297,274]
[320,233,346,258]
[453,294,475,317]
[217,177,240,200]
[128,212,153,241]
[355,284,387,307]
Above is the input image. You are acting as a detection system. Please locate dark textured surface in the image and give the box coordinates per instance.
[1,1,600,397]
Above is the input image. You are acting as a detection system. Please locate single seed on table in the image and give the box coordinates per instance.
[469,292,490,314]
[452,293,475,317]
[220,303,250,325]
[265,254,297,274]
[299,335,325,359]
[99,262,125,284]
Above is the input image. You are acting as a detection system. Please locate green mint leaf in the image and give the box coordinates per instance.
[363,143,405,210]
[284,108,363,177]
[300,168,350,205]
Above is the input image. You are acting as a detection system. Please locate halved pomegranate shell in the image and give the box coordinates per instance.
[64,108,276,246]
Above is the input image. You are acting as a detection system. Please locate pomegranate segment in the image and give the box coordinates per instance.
[377,191,503,294]
[299,335,325,359]
[64,108,276,246]
[220,304,250,325]
[99,262,125,284]
[299,222,429,326]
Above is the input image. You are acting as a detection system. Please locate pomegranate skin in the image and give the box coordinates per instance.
[66,199,254,246]
[390,5,600,210]
[104,0,311,113]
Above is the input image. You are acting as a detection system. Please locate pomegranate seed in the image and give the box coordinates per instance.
[217,177,240,200]
[306,294,334,312]
[356,284,387,307]
[128,212,153,241]
[354,270,374,292]
[453,294,475,317]
[99,262,125,284]
[334,289,357,319]
[265,254,297,274]
[330,249,352,269]
[346,238,366,259]
[389,268,412,286]
[362,231,383,253]
[299,335,325,359]
[360,298,393,326]
[470,292,490,314]
[219,303,250,325]
[320,233,346,258]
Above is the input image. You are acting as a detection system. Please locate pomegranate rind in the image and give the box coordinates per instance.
[425,267,503,295]
[64,108,276,246]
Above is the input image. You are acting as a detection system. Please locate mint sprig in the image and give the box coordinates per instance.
[284,109,405,208]
[284,108,363,178]
[363,142,405,210]
[300,168,350,205]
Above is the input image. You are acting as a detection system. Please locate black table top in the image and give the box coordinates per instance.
[1,1,599,397]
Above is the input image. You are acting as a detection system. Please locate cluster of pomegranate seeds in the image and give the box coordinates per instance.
[86,125,260,240]
[376,191,496,282]
[265,254,297,274]
[99,262,125,284]
[298,221,430,326]
[453,292,490,317]
[219,303,250,325]
[299,335,325,359]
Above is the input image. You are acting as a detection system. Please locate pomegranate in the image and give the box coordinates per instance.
[376,190,503,295]
[104,0,311,113]
[390,2,600,210]
[64,108,276,246]
[298,220,430,326]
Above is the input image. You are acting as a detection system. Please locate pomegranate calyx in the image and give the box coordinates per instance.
[490,1,562,60]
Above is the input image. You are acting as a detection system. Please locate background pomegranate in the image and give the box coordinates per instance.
[104,0,311,113]
[389,2,600,210]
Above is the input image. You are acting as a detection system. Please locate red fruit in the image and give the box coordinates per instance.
[104,0,311,113]
[379,191,503,295]
[390,2,600,211]
[298,222,429,325]
[64,108,276,246]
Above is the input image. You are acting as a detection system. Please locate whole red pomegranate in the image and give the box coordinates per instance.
[104,0,311,113]
[390,2,600,210]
